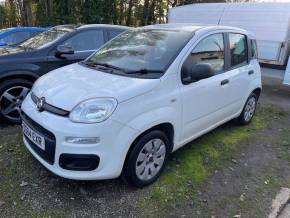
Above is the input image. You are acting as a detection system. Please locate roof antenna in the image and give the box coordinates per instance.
[218,4,226,25]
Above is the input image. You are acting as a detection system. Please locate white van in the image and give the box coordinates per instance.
[168,2,290,67]
[21,24,262,187]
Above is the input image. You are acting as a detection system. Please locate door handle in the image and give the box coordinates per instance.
[248,70,254,75]
[221,79,229,86]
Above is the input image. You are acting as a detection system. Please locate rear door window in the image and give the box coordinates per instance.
[63,30,105,52]
[229,33,248,67]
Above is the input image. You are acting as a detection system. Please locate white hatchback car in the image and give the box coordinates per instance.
[21,24,261,187]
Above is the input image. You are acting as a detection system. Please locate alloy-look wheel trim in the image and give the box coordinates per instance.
[0,86,30,121]
[135,138,166,181]
[244,96,256,122]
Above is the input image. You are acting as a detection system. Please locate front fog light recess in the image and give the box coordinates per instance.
[66,137,100,144]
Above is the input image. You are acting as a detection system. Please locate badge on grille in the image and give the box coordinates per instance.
[37,97,45,112]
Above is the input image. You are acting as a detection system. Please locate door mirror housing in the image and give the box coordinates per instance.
[55,45,74,58]
[190,63,215,82]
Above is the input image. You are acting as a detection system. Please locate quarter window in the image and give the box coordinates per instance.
[64,30,104,52]
[229,33,247,67]
[250,39,258,59]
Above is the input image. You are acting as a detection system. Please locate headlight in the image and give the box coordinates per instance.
[69,98,118,123]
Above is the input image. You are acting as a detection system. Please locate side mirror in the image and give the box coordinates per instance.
[190,63,215,82]
[55,45,74,58]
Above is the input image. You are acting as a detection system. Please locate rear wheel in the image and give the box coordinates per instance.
[237,92,258,125]
[0,79,33,124]
[122,130,170,187]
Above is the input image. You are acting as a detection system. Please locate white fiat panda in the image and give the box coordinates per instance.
[21,24,261,187]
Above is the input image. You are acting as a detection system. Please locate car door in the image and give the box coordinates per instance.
[46,29,106,71]
[180,33,234,142]
[224,33,254,113]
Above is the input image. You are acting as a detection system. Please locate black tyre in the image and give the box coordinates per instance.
[237,92,258,125]
[0,79,33,124]
[122,130,170,188]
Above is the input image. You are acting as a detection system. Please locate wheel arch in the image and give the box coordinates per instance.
[131,122,175,152]
[0,71,39,85]
[122,122,175,173]
[252,87,262,100]
[124,122,174,163]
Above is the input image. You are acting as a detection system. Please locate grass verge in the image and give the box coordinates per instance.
[139,105,286,212]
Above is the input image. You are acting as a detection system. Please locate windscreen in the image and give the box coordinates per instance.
[86,29,193,75]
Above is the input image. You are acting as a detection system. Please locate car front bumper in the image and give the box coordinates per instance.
[21,94,139,180]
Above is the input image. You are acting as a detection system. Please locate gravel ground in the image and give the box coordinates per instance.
[0,76,289,218]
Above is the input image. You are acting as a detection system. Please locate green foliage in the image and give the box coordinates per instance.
[0,0,244,28]
[0,5,6,27]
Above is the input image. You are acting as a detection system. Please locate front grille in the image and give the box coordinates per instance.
[21,112,56,165]
[31,92,70,117]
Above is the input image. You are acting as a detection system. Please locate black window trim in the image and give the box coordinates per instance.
[225,32,249,71]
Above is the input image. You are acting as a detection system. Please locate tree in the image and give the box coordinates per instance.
[126,0,134,26]
[22,0,33,25]
[0,4,7,28]
[0,0,250,28]
[6,0,18,26]
[34,0,54,26]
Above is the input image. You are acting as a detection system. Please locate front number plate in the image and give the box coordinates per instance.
[22,122,45,150]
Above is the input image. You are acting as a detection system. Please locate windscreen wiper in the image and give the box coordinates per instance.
[126,69,164,74]
[81,61,126,72]
[94,62,124,71]
[81,60,98,67]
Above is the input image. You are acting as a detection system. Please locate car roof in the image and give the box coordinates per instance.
[144,23,204,32]
[78,24,131,30]
[143,23,248,34]
[2,27,48,32]
[50,24,130,32]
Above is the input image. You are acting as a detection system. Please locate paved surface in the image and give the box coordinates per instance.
[262,67,285,81]
[269,188,290,218]
[261,76,290,110]
[278,204,290,218]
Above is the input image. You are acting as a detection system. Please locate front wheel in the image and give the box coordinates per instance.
[0,79,33,124]
[237,92,258,125]
[122,130,170,188]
